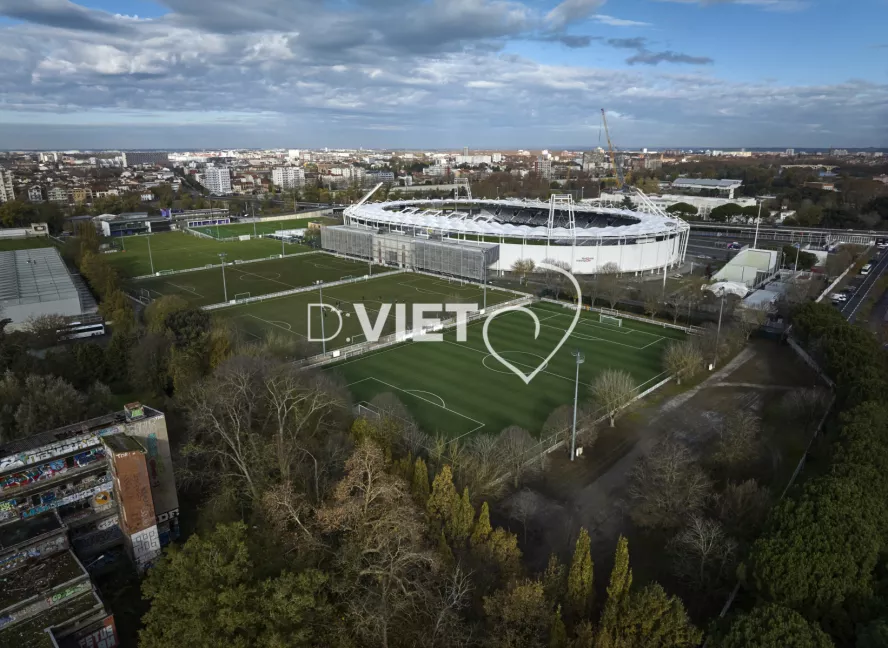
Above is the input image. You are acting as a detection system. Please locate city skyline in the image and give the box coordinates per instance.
[0,0,886,150]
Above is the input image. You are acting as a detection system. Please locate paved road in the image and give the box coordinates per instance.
[841,249,888,324]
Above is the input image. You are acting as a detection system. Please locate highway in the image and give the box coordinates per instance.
[840,249,888,324]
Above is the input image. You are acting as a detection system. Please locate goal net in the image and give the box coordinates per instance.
[599,314,623,327]
[233,292,251,303]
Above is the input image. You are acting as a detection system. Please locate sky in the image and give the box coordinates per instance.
[0,0,886,150]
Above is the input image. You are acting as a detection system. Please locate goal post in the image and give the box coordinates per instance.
[600,314,623,327]
[233,292,251,303]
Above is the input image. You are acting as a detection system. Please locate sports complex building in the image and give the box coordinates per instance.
[326,194,691,276]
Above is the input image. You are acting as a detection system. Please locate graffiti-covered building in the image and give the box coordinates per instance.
[0,403,179,646]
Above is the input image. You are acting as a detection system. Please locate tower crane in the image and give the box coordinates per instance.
[600,108,626,191]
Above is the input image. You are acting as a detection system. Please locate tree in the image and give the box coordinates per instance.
[709,203,745,223]
[598,263,625,310]
[589,369,636,427]
[411,457,431,504]
[498,425,537,487]
[710,411,760,471]
[601,583,702,648]
[714,604,834,648]
[628,436,712,529]
[24,314,66,348]
[144,295,190,334]
[639,281,663,319]
[449,487,475,545]
[668,515,737,590]
[665,202,698,218]
[566,528,594,619]
[483,579,552,648]
[14,374,84,438]
[541,554,567,606]
[600,535,633,635]
[471,501,493,548]
[428,465,460,531]
[512,259,536,284]
[543,404,599,451]
[663,341,703,385]
[140,522,332,648]
[734,304,770,340]
[781,245,817,271]
[130,333,172,395]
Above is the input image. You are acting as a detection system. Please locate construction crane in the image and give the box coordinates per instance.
[600,108,626,191]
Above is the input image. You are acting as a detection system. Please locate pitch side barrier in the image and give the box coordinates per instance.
[539,297,704,335]
[297,294,533,369]
[201,268,407,312]
[130,250,323,280]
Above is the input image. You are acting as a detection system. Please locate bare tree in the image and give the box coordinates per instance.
[598,262,625,310]
[638,281,663,319]
[511,259,535,285]
[669,515,737,590]
[539,258,571,297]
[24,314,66,348]
[497,425,538,488]
[715,479,769,540]
[629,436,712,529]
[456,434,510,501]
[733,304,770,340]
[663,340,703,385]
[779,387,829,433]
[589,369,637,427]
[542,404,598,452]
[711,411,760,470]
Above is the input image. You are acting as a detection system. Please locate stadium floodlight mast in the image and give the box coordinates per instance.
[570,349,585,461]
[147,233,155,275]
[712,286,725,370]
[319,282,326,355]
[219,253,228,302]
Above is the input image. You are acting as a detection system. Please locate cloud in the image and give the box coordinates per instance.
[593,15,652,27]
[627,50,714,65]
[0,0,135,33]
[653,0,807,12]
[607,37,648,49]
[545,0,607,28]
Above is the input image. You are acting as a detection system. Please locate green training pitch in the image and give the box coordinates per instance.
[328,302,687,441]
[192,216,338,239]
[0,238,60,252]
[214,272,516,348]
[129,253,379,307]
[104,231,311,277]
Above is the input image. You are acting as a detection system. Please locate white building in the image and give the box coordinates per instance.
[534,157,552,179]
[27,186,43,202]
[287,149,301,160]
[671,178,743,199]
[0,170,14,203]
[201,167,232,195]
[596,192,756,219]
[272,166,305,189]
[454,155,492,166]
[424,163,448,177]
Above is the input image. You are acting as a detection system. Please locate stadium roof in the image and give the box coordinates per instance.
[671,178,743,189]
[0,247,78,306]
[346,198,688,241]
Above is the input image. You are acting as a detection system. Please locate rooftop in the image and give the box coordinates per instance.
[0,550,85,611]
[102,434,145,454]
[0,247,78,306]
[0,513,63,551]
[671,178,743,189]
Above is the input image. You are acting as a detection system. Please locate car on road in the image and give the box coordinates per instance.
[861,263,874,276]
[830,292,850,303]
[727,242,742,250]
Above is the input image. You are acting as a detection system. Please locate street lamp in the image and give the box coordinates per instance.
[147,232,155,275]
[219,253,228,302]
[570,350,585,461]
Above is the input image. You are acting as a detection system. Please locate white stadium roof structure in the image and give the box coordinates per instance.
[344,197,688,242]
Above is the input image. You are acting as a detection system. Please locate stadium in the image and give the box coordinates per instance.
[331,193,691,276]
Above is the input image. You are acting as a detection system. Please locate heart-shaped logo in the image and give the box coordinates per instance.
[482,262,582,384]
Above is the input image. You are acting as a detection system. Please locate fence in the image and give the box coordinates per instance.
[297,294,534,368]
[202,268,407,311]
[539,297,704,334]
[130,250,322,280]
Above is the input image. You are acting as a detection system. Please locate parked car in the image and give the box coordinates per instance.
[830,292,849,303]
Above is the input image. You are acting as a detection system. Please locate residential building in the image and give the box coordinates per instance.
[644,158,663,170]
[0,169,14,203]
[364,170,395,185]
[201,167,232,195]
[48,187,67,203]
[424,163,448,177]
[785,148,795,156]
[121,151,170,167]
[534,157,552,179]
[272,166,306,190]
[67,187,93,204]
[454,155,492,166]
[27,185,44,202]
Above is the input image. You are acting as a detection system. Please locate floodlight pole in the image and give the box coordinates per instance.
[571,350,585,461]
[147,233,155,275]
[753,201,762,249]
[281,231,285,257]
[713,292,724,368]
[219,253,228,302]
[794,244,801,272]
[319,283,326,355]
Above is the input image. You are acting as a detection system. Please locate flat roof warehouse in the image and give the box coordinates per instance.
[0,248,84,327]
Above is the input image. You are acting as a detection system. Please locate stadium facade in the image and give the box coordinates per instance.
[335,196,690,276]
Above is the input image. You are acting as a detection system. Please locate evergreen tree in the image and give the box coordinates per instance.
[471,501,493,547]
[549,605,568,648]
[411,456,430,504]
[448,486,475,544]
[428,465,459,530]
[600,536,632,634]
[542,554,567,606]
[438,530,454,567]
[567,528,594,620]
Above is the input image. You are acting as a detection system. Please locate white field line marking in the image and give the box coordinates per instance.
[407,390,446,408]
[368,376,484,429]
[537,322,655,350]
[444,340,586,387]
[528,307,635,336]
[167,282,204,298]
[245,313,305,337]
[235,266,298,290]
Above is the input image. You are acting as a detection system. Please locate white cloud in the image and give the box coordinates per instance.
[545,0,607,28]
[593,15,652,26]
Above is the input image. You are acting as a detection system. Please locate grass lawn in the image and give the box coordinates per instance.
[215,272,516,348]
[192,216,338,239]
[129,253,379,307]
[328,301,686,441]
[0,237,60,252]
[104,231,311,277]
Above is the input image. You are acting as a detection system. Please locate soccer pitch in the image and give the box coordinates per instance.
[105,231,311,277]
[214,272,516,346]
[192,216,338,239]
[130,254,378,307]
[329,302,687,440]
